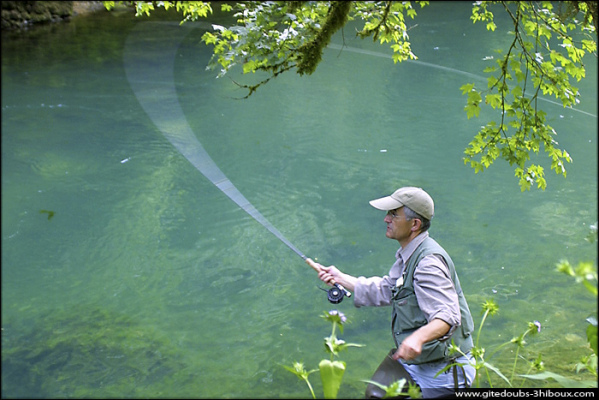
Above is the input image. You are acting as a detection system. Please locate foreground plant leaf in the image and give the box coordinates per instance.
[362,378,409,398]
[519,371,597,388]
[282,362,318,399]
[319,359,346,399]
[484,362,512,386]
[587,318,598,356]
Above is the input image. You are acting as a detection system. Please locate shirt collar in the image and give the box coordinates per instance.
[396,231,429,262]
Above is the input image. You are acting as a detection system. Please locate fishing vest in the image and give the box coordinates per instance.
[391,237,474,365]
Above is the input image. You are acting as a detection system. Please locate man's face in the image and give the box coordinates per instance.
[383,207,414,242]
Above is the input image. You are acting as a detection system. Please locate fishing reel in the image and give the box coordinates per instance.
[320,283,352,304]
[305,257,351,304]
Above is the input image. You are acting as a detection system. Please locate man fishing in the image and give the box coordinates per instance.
[310,186,476,398]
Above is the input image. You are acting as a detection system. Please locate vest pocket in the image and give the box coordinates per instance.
[392,290,449,364]
[418,339,449,363]
[392,291,427,330]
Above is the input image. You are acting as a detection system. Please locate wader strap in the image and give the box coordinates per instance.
[451,361,470,391]
[452,364,459,391]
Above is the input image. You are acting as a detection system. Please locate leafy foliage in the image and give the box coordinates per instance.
[444,299,597,389]
[362,377,420,399]
[463,1,596,191]
[283,362,319,399]
[519,371,597,388]
[103,1,597,191]
[556,253,598,379]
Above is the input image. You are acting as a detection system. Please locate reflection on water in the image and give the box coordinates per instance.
[2,3,597,397]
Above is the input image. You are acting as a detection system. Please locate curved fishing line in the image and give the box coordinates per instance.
[123,21,591,263]
[123,21,306,260]
[327,43,597,119]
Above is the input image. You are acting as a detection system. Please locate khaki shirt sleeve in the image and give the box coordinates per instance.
[413,254,461,331]
[353,275,395,307]
[353,257,402,307]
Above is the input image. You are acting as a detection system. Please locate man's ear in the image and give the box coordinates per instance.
[411,218,422,232]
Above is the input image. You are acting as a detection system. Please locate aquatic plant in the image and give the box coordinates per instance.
[39,209,55,220]
[283,362,319,399]
[443,294,597,389]
[520,258,598,386]
[440,299,546,388]
[283,310,365,399]
[1,307,189,398]
[442,225,598,389]
[361,377,421,399]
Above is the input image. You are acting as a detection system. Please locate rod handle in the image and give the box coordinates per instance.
[305,257,321,272]
[305,258,352,298]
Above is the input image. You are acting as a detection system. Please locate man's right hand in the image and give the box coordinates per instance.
[316,263,357,292]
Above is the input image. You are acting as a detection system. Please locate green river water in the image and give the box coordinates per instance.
[2,3,597,398]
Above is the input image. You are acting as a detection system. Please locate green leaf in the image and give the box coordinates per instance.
[118,0,595,191]
[319,359,346,399]
[519,371,597,388]
[587,323,598,355]
[282,361,317,380]
[282,362,318,399]
[464,103,480,119]
[362,378,409,398]
[583,280,598,297]
[460,83,475,95]
[484,362,512,386]
[556,260,575,276]
[485,94,501,109]
[243,59,257,74]
[202,32,218,46]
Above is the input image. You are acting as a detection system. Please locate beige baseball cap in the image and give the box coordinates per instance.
[369,187,434,220]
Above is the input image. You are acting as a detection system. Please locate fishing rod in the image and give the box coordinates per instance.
[123,21,351,303]
[304,257,352,303]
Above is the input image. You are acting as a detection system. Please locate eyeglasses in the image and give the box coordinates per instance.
[387,209,402,219]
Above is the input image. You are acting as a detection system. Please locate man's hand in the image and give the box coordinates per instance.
[306,259,357,292]
[392,319,452,361]
[393,333,424,361]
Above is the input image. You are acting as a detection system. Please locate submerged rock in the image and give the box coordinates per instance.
[1,1,73,30]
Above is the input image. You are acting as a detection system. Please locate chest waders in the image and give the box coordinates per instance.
[391,237,474,390]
